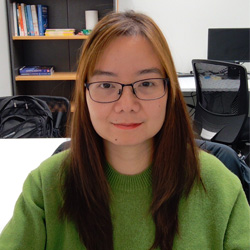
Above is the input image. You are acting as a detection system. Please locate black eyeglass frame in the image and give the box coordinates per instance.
[84,77,170,103]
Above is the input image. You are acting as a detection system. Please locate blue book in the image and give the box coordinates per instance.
[26,5,34,36]
[19,66,54,75]
[37,5,48,36]
[24,5,30,36]
[19,72,54,76]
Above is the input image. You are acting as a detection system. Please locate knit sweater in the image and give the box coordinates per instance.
[0,150,249,250]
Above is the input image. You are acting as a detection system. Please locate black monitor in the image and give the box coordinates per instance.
[207,28,250,63]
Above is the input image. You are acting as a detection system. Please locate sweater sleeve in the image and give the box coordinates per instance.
[224,187,250,250]
[0,170,46,249]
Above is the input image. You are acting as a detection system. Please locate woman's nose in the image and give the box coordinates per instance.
[114,85,140,113]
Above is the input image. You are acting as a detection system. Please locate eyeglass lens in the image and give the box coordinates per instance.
[87,78,167,103]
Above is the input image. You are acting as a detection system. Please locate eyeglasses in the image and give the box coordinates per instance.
[84,78,169,103]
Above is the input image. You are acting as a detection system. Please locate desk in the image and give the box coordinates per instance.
[0,138,69,233]
[178,76,250,92]
[179,77,196,92]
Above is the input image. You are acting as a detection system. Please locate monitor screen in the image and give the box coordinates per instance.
[207,28,250,63]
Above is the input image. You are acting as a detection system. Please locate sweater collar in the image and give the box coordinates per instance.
[105,163,152,192]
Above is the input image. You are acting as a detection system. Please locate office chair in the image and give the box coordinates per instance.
[35,95,70,137]
[192,59,249,156]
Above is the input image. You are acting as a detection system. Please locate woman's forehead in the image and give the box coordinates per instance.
[88,36,164,83]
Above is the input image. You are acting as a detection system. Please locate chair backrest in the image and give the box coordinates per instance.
[35,95,70,137]
[192,59,249,145]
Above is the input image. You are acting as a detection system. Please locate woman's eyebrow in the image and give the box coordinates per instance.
[92,68,162,77]
[137,68,163,76]
[92,70,118,77]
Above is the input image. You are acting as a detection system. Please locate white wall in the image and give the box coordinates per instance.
[0,1,12,96]
[0,1,249,95]
[118,0,250,73]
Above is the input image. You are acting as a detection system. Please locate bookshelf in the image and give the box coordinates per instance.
[6,0,114,101]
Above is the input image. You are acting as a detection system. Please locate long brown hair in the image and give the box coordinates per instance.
[60,11,200,250]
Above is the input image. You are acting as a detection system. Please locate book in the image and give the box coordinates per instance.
[15,4,20,35]
[17,4,24,36]
[26,5,34,36]
[20,3,27,36]
[45,29,75,32]
[19,72,54,76]
[45,28,75,36]
[24,5,30,36]
[19,66,54,75]
[45,32,75,36]
[31,5,39,36]
[12,2,19,36]
[37,5,48,36]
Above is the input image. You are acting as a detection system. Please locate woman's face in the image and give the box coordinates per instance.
[86,35,168,147]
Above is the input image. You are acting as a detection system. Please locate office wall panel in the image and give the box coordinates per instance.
[119,0,250,73]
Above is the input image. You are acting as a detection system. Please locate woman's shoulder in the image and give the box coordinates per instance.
[28,150,70,188]
[198,150,242,198]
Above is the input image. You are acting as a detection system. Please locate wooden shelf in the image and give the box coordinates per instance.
[7,0,113,100]
[13,35,88,40]
[15,72,76,81]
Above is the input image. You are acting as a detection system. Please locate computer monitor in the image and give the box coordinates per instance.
[207,28,250,63]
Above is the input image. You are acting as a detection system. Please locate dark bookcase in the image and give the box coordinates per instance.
[6,0,114,101]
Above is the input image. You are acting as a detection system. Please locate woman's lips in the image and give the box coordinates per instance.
[113,123,142,130]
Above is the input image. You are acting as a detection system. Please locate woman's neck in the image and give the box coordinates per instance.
[104,140,153,175]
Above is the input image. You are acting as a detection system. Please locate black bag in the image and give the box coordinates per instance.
[0,95,53,138]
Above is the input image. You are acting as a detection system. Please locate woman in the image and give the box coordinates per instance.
[0,11,249,250]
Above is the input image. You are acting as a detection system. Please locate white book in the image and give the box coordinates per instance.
[16,3,24,36]
[31,5,39,36]
[20,3,27,36]
[12,2,18,36]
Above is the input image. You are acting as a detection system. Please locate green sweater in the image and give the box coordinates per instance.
[0,150,249,250]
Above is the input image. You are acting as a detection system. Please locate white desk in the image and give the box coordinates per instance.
[178,76,250,92]
[179,77,196,92]
[0,138,69,233]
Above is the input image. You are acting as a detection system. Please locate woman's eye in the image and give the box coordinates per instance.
[100,82,113,89]
[140,81,154,87]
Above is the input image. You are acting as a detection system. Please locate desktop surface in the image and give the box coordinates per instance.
[0,138,69,233]
[178,76,250,92]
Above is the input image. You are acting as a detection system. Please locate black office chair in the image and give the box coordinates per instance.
[192,59,249,155]
[35,95,71,137]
